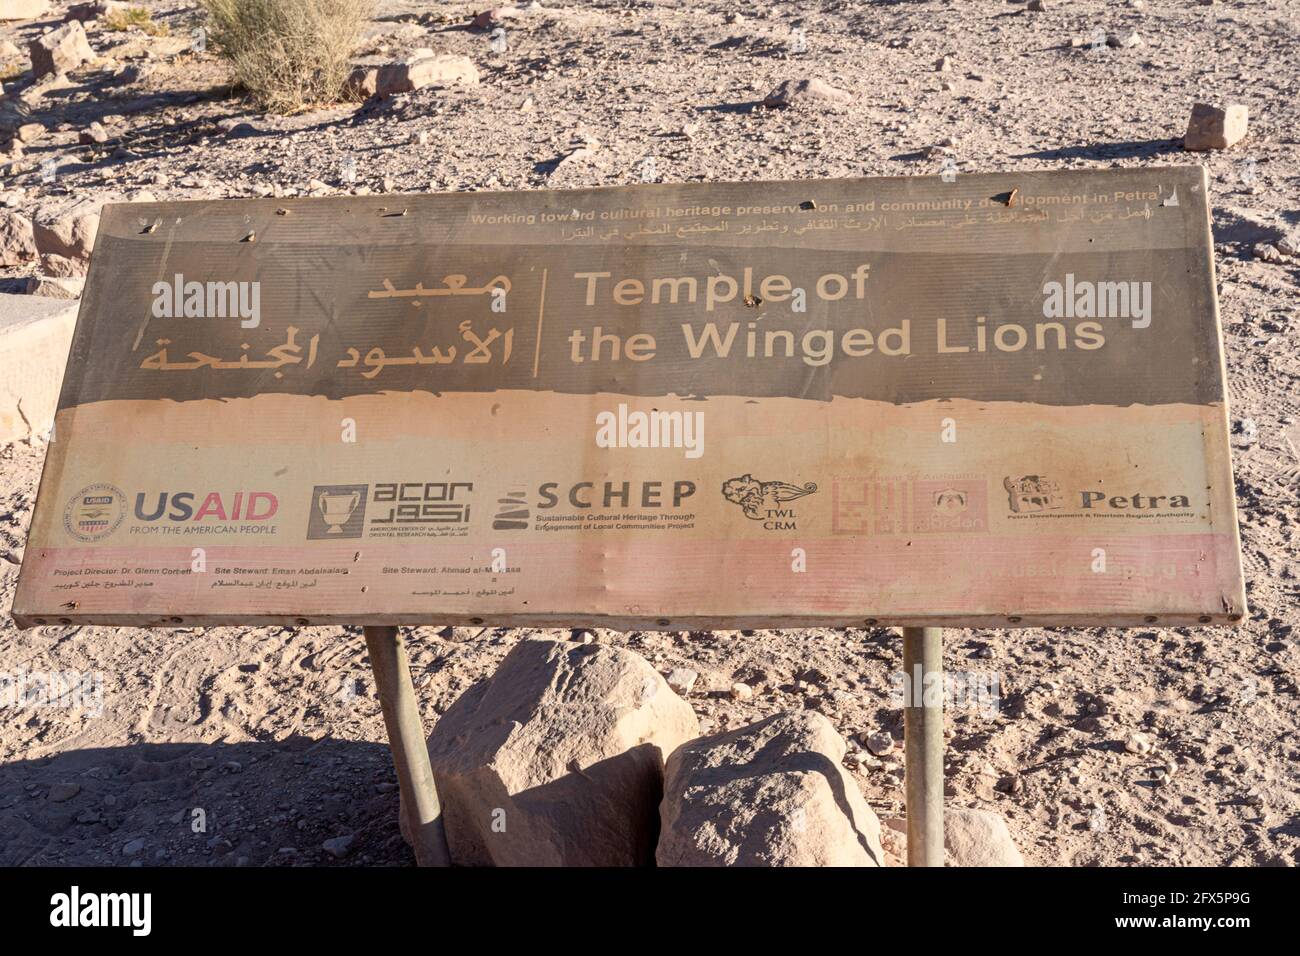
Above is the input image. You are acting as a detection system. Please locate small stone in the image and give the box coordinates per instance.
[1233,418,1258,447]
[935,56,953,72]
[322,834,355,859]
[1125,731,1155,755]
[1106,31,1143,49]
[666,668,699,695]
[1253,243,1283,263]
[24,275,84,299]
[762,77,851,109]
[471,6,523,30]
[16,123,46,144]
[122,837,145,856]
[729,682,753,700]
[1027,0,1046,10]
[1184,103,1248,151]
[864,731,895,756]
[79,122,111,145]
[48,782,80,802]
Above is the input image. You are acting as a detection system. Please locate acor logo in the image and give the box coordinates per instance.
[63,484,127,542]
[1004,475,1063,514]
[722,474,817,531]
[151,273,261,329]
[307,484,368,539]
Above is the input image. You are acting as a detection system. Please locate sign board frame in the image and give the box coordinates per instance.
[12,167,1246,630]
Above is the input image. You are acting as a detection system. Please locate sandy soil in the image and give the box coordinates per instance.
[0,0,1297,866]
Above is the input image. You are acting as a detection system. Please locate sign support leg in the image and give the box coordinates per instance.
[363,625,451,867]
[902,625,944,867]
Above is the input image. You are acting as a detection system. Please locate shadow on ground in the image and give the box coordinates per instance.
[0,738,411,867]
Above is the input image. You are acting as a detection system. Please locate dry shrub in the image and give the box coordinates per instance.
[201,0,373,113]
[101,7,169,36]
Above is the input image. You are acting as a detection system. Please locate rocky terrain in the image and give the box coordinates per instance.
[0,0,1297,866]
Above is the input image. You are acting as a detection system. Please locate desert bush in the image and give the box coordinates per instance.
[200,0,372,113]
[101,7,169,36]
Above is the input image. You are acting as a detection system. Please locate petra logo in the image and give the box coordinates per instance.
[595,403,704,459]
[1042,273,1151,328]
[151,273,261,328]
[1081,490,1190,510]
[50,886,151,937]
[1004,475,1063,514]
[134,491,278,522]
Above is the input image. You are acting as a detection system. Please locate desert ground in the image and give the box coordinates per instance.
[0,0,1297,866]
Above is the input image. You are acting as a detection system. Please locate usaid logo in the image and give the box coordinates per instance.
[151,273,261,328]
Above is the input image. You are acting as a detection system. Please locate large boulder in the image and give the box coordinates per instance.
[347,51,479,99]
[32,198,100,261]
[883,807,1025,866]
[658,710,886,867]
[29,21,95,78]
[0,292,78,442]
[425,638,699,866]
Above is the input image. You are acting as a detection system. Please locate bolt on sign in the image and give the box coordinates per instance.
[12,167,1245,629]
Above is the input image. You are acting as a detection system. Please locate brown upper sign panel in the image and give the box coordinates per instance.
[13,167,1246,628]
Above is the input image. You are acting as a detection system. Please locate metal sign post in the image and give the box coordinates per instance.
[903,626,944,867]
[363,626,450,867]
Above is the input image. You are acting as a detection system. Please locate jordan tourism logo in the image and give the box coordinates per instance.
[722,474,818,531]
[63,484,127,542]
[933,488,968,516]
[307,484,368,539]
[1003,475,1064,514]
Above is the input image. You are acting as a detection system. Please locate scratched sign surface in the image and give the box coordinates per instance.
[13,167,1246,628]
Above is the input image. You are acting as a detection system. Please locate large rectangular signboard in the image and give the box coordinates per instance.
[12,167,1245,628]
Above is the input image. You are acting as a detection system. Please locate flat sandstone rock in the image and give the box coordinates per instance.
[425,638,699,866]
[658,710,886,866]
[763,77,851,108]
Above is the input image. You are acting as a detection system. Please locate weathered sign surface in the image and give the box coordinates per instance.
[12,167,1246,628]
